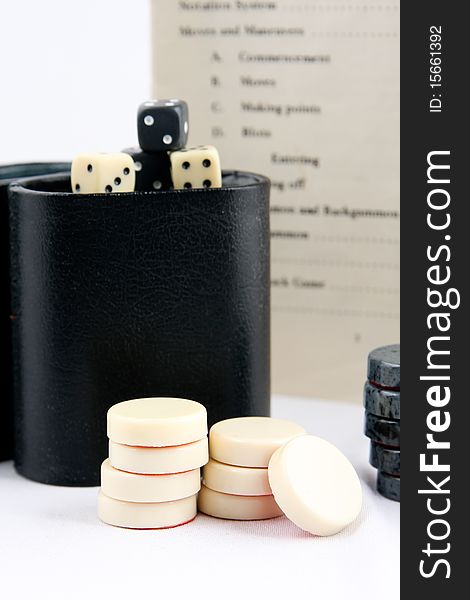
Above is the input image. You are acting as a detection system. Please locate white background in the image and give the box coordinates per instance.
[0,0,151,163]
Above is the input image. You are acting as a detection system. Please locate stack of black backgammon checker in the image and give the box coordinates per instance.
[363,345,400,502]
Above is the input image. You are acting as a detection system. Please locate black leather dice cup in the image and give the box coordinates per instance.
[8,171,271,486]
[1,162,70,462]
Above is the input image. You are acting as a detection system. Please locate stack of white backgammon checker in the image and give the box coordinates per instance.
[198,417,305,520]
[98,397,209,529]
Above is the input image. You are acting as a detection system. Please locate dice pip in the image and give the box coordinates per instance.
[71,153,135,194]
[170,145,222,190]
[122,147,172,191]
[137,100,189,152]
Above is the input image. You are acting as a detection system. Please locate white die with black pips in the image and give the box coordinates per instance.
[71,153,135,194]
[170,145,222,190]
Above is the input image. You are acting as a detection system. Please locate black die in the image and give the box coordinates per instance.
[137,100,189,152]
[122,147,172,191]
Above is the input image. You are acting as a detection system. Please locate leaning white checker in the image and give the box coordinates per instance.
[202,459,271,496]
[98,490,197,530]
[209,416,306,467]
[109,438,208,474]
[100,459,201,503]
[268,435,363,537]
[107,397,207,447]
[198,485,282,521]
[71,153,135,194]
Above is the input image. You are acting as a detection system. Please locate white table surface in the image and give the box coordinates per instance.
[0,395,399,600]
